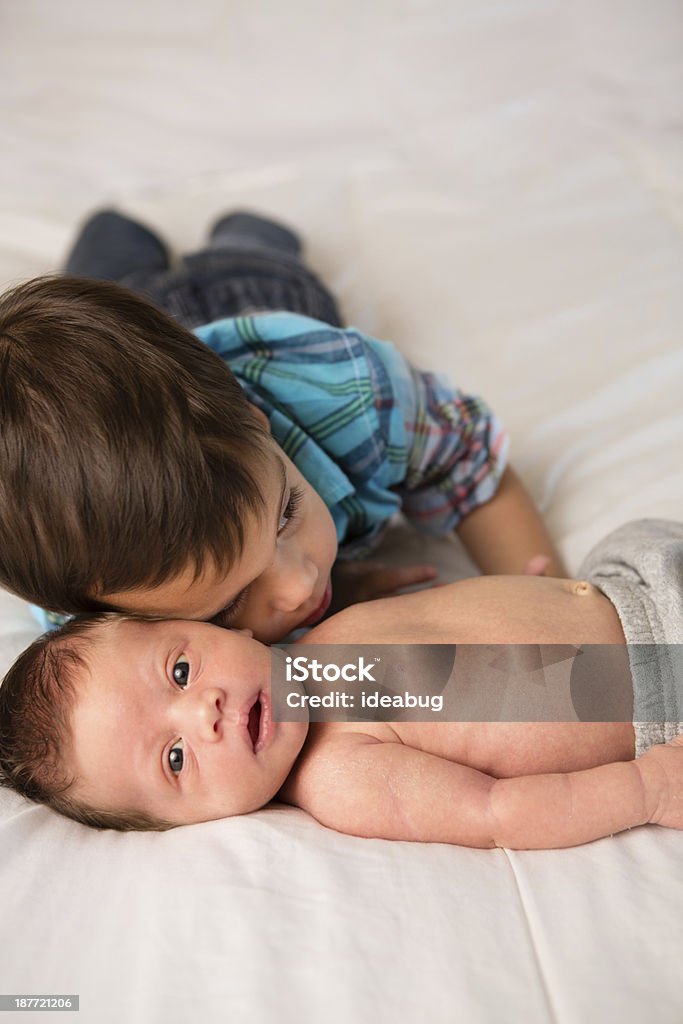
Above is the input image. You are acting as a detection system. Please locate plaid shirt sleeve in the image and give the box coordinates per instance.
[199,312,509,551]
[369,337,510,535]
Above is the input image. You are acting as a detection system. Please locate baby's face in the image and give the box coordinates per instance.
[99,445,339,644]
[68,618,309,826]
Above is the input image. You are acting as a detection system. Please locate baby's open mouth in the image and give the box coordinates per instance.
[247,698,262,750]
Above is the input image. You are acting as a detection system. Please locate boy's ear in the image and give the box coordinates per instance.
[249,404,271,433]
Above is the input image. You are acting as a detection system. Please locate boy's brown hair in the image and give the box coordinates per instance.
[0,614,173,831]
[0,275,270,614]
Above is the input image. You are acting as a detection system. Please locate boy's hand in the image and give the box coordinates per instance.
[524,555,552,576]
[330,560,439,613]
[636,737,683,830]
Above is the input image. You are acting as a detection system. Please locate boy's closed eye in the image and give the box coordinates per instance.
[277,484,303,534]
[209,484,305,629]
[210,589,249,629]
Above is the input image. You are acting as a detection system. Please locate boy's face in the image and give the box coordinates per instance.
[68,618,309,825]
[101,445,339,644]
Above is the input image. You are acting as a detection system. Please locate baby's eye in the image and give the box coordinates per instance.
[173,656,190,688]
[168,741,184,774]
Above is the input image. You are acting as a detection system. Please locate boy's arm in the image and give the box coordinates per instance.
[330,467,564,609]
[455,466,567,577]
[293,738,675,850]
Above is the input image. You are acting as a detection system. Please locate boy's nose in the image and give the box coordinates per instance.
[177,687,225,741]
[269,556,318,613]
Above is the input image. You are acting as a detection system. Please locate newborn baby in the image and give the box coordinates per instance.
[2,521,682,849]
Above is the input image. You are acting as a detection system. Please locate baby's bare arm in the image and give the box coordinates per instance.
[635,737,683,831]
[291,735,683,850]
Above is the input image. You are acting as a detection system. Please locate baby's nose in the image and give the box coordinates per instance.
[186,687,225,741]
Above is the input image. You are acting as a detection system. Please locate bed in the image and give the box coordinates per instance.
[1,1,682,1021]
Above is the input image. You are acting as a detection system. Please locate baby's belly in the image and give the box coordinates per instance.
[396,719,636,777]
[392,632,637,775]
[433,576,628,646]
[313,576,636,776]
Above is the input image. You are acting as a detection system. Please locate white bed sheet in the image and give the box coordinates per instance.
[1,1,682,1022]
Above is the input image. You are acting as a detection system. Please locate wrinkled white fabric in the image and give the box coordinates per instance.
[1,1,682,1021]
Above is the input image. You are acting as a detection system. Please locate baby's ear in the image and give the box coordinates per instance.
[249,403,271,433]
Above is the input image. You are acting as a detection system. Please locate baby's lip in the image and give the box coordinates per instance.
[243,691,271,753]
[298,579,333,629]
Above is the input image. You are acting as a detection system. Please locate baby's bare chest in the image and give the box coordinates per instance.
[308,718,634,779]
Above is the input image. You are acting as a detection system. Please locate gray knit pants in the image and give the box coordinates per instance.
[579,519,683,756]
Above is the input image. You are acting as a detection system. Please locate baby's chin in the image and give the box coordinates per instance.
[178,787,291,826]
[186,748,308,825]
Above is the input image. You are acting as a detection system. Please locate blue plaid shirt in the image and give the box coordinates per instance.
[34,311,508,630]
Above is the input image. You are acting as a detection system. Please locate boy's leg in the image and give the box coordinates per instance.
[64,208,344,329]
[123,211,344,329]
[64,210,169,281]
[208,211,301,257]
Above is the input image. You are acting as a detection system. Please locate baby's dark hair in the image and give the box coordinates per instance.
[0,614,173,831]
[0,275,271,614]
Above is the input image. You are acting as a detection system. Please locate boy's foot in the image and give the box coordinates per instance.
[208,211,302,258]
[65,210,169,281]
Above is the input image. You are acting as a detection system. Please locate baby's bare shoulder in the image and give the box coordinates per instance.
[303,721,399,762]
[280,723,400,818]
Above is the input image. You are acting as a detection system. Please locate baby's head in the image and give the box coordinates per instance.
[0,615,309,831]
[0,276,337,642]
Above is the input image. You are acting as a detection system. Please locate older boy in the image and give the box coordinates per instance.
[0,211,563,643]
[0,520,681,847]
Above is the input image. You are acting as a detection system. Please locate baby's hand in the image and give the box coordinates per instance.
[330,560,439,613]
[637,736,683,830]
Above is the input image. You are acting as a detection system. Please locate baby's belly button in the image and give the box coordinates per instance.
[573,580,593,596]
